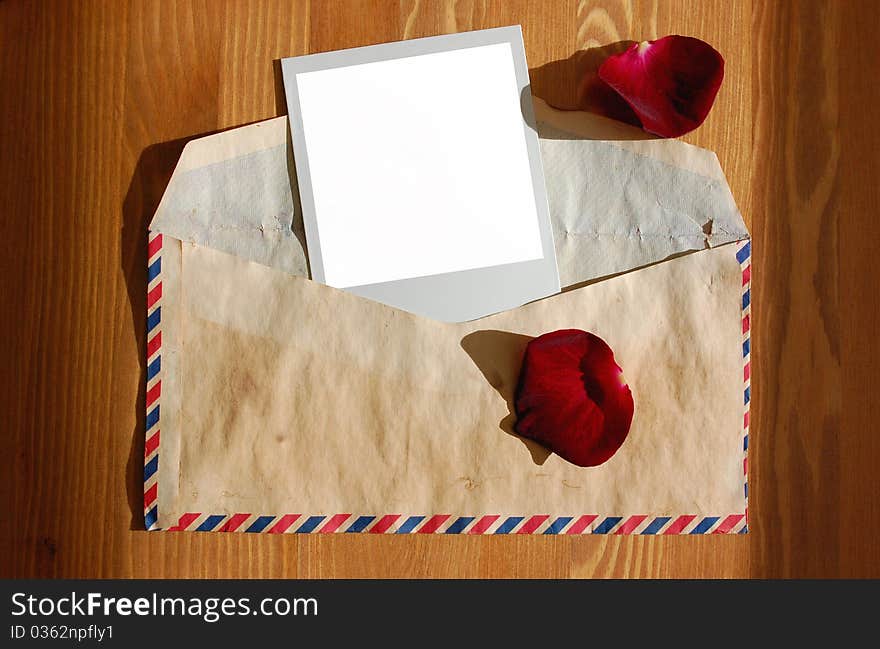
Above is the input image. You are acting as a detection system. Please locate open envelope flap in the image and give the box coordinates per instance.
[152,118,309,278]
[143,231,752,534]
[150,106,749,289]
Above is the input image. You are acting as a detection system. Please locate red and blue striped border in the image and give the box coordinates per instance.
[144,232,163,531]
[737,239,751,530]
[144,235,751,534]
[162,512,747,534]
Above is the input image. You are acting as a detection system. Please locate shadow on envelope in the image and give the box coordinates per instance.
[460,330,552,466]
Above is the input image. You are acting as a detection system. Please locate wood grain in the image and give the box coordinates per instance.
[1,0,877,578]
[749,0,842,579]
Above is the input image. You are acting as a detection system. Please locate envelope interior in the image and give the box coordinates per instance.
[150,108,749,296]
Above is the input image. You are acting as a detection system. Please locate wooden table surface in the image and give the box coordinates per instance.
[1,0,878,578]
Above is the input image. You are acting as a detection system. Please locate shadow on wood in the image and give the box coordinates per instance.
[528,42,642,128]
[120,131,221,531]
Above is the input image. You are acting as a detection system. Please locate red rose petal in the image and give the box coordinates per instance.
[514,330,633,468]
[598,35,724,138]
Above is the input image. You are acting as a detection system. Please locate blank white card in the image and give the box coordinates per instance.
[294,42,545,288]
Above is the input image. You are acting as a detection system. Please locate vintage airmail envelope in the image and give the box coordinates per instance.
[143,98,752,535]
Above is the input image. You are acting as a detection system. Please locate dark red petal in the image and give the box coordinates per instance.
[598,35,724,138]
[514,329,634,468]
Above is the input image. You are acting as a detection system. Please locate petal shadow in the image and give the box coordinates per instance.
[460,329,552,466]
